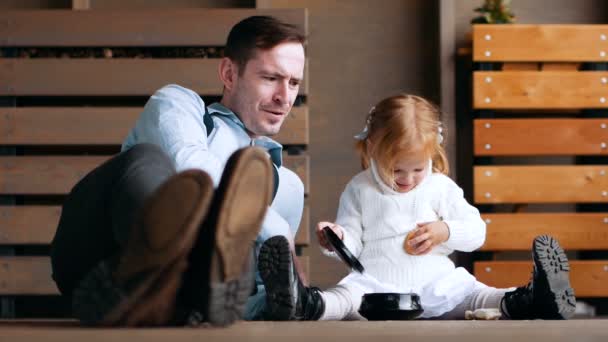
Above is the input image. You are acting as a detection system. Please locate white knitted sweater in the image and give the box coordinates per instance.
[327,162,486,293]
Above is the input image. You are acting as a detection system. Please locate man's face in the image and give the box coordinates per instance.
[229,42,305,137]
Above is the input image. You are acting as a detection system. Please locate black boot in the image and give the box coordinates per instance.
[258,235,325,320]
[502,235,576,320]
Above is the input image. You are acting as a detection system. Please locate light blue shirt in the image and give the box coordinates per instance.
[122,84,303,246]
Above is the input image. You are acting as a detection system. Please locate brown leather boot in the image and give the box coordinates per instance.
[180,147,273,326]
[100,169,214,326]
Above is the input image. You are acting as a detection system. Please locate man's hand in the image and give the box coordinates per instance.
[405,221,450,255]
[316,221,344,251]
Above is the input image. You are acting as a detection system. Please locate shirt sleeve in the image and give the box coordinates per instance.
[124,84,225,184]
[436,175,486,252]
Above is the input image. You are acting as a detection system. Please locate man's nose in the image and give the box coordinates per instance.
[273,82,289,104]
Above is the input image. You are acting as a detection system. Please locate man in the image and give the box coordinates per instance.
[51,15,322,326]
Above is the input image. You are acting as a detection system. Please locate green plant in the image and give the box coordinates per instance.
[471,0,515,24]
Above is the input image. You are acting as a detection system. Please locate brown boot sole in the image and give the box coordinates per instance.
[102,170,214,326]
[193,147,273,326]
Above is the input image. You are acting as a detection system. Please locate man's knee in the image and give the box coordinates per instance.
[122,143,174,171]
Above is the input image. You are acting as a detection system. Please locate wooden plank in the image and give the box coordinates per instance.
[0,155,309,195]
[0,203,310,246]
[274,106,309,145]
[71,0,90,10]
[0,254,310,296]
[0,321,607,342]
[283,155,309,195]
[474,165,608,204]
[0,156,108,195]
[0,257,58,295]
[474,71,608,109]
[0,59,308,96]
[475,260,608,297]
[473,24,608,62]
[0,106,309,146]
[0,108,140,145]
[0,206,60,245]
[0,9,306,47]
[295,204,310,246]
[480,213,608,251]
[474,119,608,156]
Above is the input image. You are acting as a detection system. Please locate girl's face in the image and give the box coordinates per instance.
[391,153,428,193]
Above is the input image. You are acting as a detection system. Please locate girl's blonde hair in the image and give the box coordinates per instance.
[356,94,449,187]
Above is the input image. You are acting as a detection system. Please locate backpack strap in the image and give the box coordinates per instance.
[204,106,214,137]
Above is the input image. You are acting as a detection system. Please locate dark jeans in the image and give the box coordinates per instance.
[50,144,176,300]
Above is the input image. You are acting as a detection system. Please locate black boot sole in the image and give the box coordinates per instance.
[532,235,576,319]
[258,235,296,320]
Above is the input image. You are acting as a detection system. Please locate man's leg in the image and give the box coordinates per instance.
[258,235,325,320]
[501,235,576,319]
[179,147,274,326]
[52,144,216,326]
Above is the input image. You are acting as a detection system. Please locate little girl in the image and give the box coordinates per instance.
[313,94,576,320]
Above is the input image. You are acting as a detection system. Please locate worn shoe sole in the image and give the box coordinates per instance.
[532,235,576,319]
[101,170,214,326]
[258,235,296,320]
[187,147,273,326]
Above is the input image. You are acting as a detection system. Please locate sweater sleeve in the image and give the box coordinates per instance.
[334,178,365,257]
[436,175,486,252]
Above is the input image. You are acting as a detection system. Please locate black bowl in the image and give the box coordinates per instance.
[359,293,423,321]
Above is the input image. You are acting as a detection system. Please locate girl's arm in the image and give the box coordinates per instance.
[318,180,364,258]
[437,175,486,252]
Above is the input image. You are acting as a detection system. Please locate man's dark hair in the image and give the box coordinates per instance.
[225,15,306,74]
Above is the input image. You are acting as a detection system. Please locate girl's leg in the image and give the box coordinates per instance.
[319,282,365,321]
[434,281,513,320]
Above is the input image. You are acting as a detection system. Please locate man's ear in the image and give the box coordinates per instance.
[218,57,238,91]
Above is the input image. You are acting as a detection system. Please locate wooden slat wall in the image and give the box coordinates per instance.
[0,255,311,296]
[474,119,608,156]
[473,25,608,62]
[473,71,608,109]
[0,59,307,96]
[0,9,307,47]
[472,25,608,298]
[0,155,309,195]
[474,165,608,204]
[481,213,608,251]
[474,261,608,297]
[0,106,309,145]
[0,8,312,314]
[0,204,311,246]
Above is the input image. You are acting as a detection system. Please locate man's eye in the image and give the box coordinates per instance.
[264,76,276,81]
[290,80,300,87]
[414,169,423,172]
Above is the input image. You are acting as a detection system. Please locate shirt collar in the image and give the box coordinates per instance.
[207,102,283,168]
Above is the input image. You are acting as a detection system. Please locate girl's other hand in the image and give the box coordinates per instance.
[406,221,450,255]
[316,221,344,251]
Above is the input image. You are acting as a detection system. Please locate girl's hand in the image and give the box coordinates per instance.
[316,221,344,251]
[406,221,450,255]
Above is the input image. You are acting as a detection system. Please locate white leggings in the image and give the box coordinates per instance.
[320,281,511,321]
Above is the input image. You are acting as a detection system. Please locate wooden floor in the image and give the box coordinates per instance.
[0,320,607,342]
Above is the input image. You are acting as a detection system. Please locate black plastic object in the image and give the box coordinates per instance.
[322,226,365,273]
[359,293,424,320]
